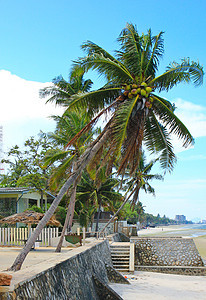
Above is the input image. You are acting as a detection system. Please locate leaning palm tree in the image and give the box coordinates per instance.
[123,152,163,210]
[44,108,97,252]
[9,23,203,271]
[100,152,163,232]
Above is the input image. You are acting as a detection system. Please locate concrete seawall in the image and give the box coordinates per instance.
[1,240,128,299]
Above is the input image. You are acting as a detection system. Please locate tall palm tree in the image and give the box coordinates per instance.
[66,24,203,177]
[9,23,204,271]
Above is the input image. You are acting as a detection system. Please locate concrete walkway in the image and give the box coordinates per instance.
[0,239,103,292]
[0,246,73,272]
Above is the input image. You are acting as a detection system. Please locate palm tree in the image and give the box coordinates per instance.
[100,152,163,232]
[75,169,122,232]
[39,67,93,108]
[9,23,203,271]
[66,24,203,177]
[44,108,98,252]
[123,152,163,209]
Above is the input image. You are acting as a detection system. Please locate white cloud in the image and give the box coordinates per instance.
[0,70,64,149]
[0,70,63,123]
[174,98,206,138]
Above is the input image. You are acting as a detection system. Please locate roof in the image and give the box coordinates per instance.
[0,187,33,194]
[0,210,61,226]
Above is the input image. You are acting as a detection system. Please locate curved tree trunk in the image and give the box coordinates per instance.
[55,162,80,252]
[9,129,110,271]
[100,189,135,235]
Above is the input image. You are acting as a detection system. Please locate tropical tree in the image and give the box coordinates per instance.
[44,108,98,252]
[1,132,54,209]
[40,67,93,108]
[100,152,163,232]
[75,169,122,232]
[123,152,163,209]
[9,23,204,271]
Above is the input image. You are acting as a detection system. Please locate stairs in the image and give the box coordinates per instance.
[110,242,130,272]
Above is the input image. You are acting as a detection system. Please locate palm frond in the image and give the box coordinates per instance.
[43,149,70,167]
[112,95,140,160]
[73,53,133,83]
[117,23,142,76]
[64,87,121,117]
[153,94,194,147]
[145,31,164,77]
[151,58,204,91]
[144,112,176,172]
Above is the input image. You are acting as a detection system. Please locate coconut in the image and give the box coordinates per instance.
[141,82,147,87]
[128,93,133,99]
[132,84,138,89]
[131,89,137,95]
[141,89,146,96]
[137,88,141,94]
[125,85,131,91]
[146,87,152,93]
[123,90,129,96]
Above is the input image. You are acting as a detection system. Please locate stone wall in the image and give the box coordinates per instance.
[110,233,130,242]
[135,237,204,267]
[2,240,128,300]
[135,265,206,276]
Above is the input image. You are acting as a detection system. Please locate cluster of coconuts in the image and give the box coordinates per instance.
[122,82,153,109]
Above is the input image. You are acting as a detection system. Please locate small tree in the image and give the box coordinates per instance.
[1,132,54,209]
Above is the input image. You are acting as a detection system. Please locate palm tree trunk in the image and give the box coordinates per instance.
[8,128,110,271]
[55,163,80,252]
[100,189,134,235]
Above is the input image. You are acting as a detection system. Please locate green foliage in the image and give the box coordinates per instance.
[54,206,66,226]
[122,152,163,208]
[27,205,44,213]
[0,132,54,194]
[66,23,203,176]
[75,169,122,229]
[121,202,145,224]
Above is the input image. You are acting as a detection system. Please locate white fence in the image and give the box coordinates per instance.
[0,227,59,247]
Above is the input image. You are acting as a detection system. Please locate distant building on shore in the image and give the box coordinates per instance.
[175,215,186,223]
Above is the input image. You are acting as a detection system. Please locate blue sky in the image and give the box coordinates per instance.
[0,0,206,221]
